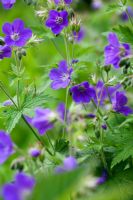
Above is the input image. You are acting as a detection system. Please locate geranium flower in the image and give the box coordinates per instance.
[0,130,14,164]
[70,81,95,104]
[29,148,41,158]
[55,156,77,173]
[104,33,131,68]
[93,80,121,105]
[45,10,69,35]
[73,27,85,43]
[1,0,16,9]
[113,92,133,116]
[49,60,73,90]
[2,172,35,200]
[0,44,12,60]
[54,0,72,5]
[2,19,32,47]
[121,6,133,21]
[26,108,56,135]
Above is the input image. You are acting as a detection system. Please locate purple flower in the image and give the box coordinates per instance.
[101,124,107,130]
[2,19,32,47]
[91,0,103,10]
[70,81,95,104]
[93,80,121,106]
[54,0,72,5]
[29,148,41,158]
[2,172,35,200]
[121,7,133,21]
[0,44,12,60]
[96,170,108,185]
[26,108,55,135]
[73,27,85,43]
[49,60,73,90]
[104,33,131,68]
[3,99,13,106]
[57,103,66,121]
[1,0,16,9]
[55,156,77,173]
[87,113,96,118]
[45,10,69,35]
[113,92,133,116]
[0,130,14,164]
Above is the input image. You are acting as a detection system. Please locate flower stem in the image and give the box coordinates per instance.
[46,133,55,155]
[63,86,69,138]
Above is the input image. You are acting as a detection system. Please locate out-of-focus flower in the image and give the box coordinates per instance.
[73,27,85,43]
[121,6,133,21]
[2,172,35,200]
[70,81,95,104]
[96,170,108,185]
[72,59,79,64]
[93,80,121,106]
[45,10,69,35]
[26,108,56,135]
[91,0,103,10]
[29,147,41,158]
[49,60,73,90]
[55,156,77,173]
[101,124,107,130]
[0,130,14,164]
[3,99,13,106]
[1,0,16,9]
[54,0,72,5]
[104,33,131,68]
[0,44,12,60]
[2,19,32,47]
[87,113,96,118]
[113,91,133,116]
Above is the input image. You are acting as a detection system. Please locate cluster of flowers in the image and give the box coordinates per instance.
[1,0,133,199]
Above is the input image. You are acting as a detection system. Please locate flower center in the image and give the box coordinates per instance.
[62,73,69,81]
[55,16,63,25]
[11,33,20,41]
[79,86,85,92]
[120,46,126,57]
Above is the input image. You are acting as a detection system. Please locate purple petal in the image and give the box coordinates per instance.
[2,22,12,35]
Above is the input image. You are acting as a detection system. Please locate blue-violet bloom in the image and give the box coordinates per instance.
[2,172,35,200]
[70,81,95,104]
[0,44,12,60]
[113,91,133,116]
[55,156,77,173]
[104,33,131,68]
[0,130,14,164]
[49,60,73,90]
[26,108,55,135]
[45,10,69,35]
[2,19,32,47]
[121,6,133,21]
[1,0,16,9]
[73,27,85,43]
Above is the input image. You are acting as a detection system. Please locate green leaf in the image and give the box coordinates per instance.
[5,108,22,133]
[111,139,133,168]
[22,92,51,112]
[113,25,133,45]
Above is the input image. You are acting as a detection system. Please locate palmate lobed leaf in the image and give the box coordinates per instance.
[113,25,133,45]
[5,108,22,133]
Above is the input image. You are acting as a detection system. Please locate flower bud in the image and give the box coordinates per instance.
[103,65,111,73]
[11,157,25,172]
